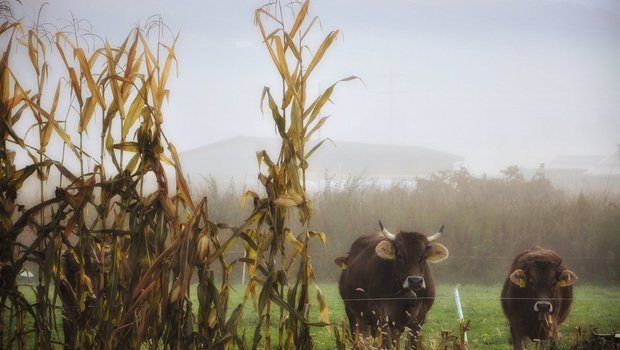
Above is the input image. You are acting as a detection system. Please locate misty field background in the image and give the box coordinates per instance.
[9,169,620,348]
[191,171,620,348]
[1,0,619,349]
[201,169,620,285]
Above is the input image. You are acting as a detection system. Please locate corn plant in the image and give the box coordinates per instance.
[238,0,356,348]
[0,12,243,349]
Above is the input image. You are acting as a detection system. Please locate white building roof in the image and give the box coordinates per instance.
[584,146,620,176]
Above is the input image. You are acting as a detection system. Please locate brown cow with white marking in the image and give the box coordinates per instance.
[501,246,578,349]
[335,221,449,348]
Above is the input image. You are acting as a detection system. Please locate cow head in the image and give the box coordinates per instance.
[374,221,449,292]
[509,261,577,314]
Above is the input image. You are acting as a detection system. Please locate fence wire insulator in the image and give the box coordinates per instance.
[454,285,468,347]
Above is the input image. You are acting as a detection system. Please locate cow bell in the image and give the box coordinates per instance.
[379,220,396,241]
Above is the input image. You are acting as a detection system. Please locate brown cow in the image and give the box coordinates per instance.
[335,221,449,349]
[501,246,578,349]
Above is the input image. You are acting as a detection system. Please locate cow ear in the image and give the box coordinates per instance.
[509,269,527,288]
[426,243,449,263]
[334,256,348,270]
[558,269,577,287]
[375,240,395,260]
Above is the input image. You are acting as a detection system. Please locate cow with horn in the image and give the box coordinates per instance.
[501,246,577,349]
[334,221,449,348]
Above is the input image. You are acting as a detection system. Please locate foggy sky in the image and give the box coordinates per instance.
[12,0,620,174]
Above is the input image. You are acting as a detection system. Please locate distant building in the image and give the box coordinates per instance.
[583,145,620,194]
[584,146,620,177]
[179,136,464,191]
[539,146,620,194]
[542,155,605,190]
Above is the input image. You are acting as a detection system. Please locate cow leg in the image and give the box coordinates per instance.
[344,305,356,335]
[509,323,527,350]
[384,326,405,350]
[346,313,360,340]
[350,321,374,349]
[373,317,398,350]
[345,306,369,346]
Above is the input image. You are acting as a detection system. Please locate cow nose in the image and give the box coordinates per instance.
[404,276,425,290]
[534,301,553,313]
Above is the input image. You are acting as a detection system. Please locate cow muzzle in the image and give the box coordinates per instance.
[403,275,426,290]
[534,301,553,314]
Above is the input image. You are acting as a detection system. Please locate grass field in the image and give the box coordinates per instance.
[10,282,620,349]
[214,283,619,349]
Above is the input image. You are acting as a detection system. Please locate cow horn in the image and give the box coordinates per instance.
[427,224,444,242]
[379,220,396,241]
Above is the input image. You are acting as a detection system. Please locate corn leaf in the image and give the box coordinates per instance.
[169,143,195,211]
[301,16,319,42]
[27,31,39,76]
[260,87,285,137]
[159,35,179,91]
[112,141,140,152]
[74,47,105,107]
[305,138,331,160]
[303,30,339,81]
[283,32,301,62]
[289,0,309,39]
[39,122,53,152]
[25,100,79,158]
[123,85,146,139]
[304,75,358,124]
[316,286,330,325]
[305,116,328,142]
[104,41,126,120]
[79,96,98,133]
[125,31,139,80]
[50,80,61,117]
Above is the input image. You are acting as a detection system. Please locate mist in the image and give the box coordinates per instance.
[13,0,620,176]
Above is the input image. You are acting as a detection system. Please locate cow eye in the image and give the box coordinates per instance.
[528,280,535,287]
[419,254,427,263]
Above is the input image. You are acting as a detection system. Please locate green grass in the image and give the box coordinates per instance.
[206,283,619,349]
[419,284,619,349]
[8,283,620,349]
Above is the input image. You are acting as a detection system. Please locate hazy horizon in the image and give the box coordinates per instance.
[10,0,620,175]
